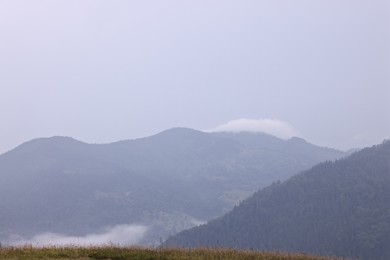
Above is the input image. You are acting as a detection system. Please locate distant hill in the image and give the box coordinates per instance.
[0,128,344,245]
[163,140,390,260]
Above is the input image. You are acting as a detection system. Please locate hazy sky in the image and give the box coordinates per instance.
[0,0,389,153]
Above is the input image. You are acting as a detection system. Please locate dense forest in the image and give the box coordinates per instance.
[164,140,390,260]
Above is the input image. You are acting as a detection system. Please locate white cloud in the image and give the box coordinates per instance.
[205,118,300,140]
[8,224,148,247]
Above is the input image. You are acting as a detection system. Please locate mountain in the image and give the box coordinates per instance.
[0,128,344,245]
[163,140,390,260]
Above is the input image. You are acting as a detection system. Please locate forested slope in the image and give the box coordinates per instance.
[164,140,390,260]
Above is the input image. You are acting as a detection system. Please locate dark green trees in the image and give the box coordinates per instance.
[164,140,390,260]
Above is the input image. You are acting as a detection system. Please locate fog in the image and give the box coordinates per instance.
[206,118,300,140]
[7,224,148,247]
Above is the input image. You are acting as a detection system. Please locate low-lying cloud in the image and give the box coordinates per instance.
[206,118,300,140]
[8,224,148,247]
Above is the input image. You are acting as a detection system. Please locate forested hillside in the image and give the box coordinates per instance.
[164,140,390,260]
[0,128,344,246]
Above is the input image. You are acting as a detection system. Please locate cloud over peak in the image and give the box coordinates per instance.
[206,118,300,140]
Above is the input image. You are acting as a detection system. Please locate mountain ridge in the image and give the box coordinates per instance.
[0,128,345,246]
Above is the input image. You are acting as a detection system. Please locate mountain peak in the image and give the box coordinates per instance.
[4,136,86,156]
[25,136,85,146]
[150,127,206,140]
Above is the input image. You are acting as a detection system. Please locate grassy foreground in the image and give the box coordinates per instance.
[0,246,343,260]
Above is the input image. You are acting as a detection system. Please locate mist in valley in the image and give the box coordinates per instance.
[6,224,148,247]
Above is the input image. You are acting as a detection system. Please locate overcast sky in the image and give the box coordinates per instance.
[0,0,389,154]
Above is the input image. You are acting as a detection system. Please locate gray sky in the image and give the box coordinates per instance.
[0,0,389,154]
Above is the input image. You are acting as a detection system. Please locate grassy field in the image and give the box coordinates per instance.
[0,246,343,260]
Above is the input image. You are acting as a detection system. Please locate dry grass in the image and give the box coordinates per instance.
[0,245,344,260]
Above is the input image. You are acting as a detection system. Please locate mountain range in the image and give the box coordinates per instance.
[163,140,390,260]
[0,128,344,245]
